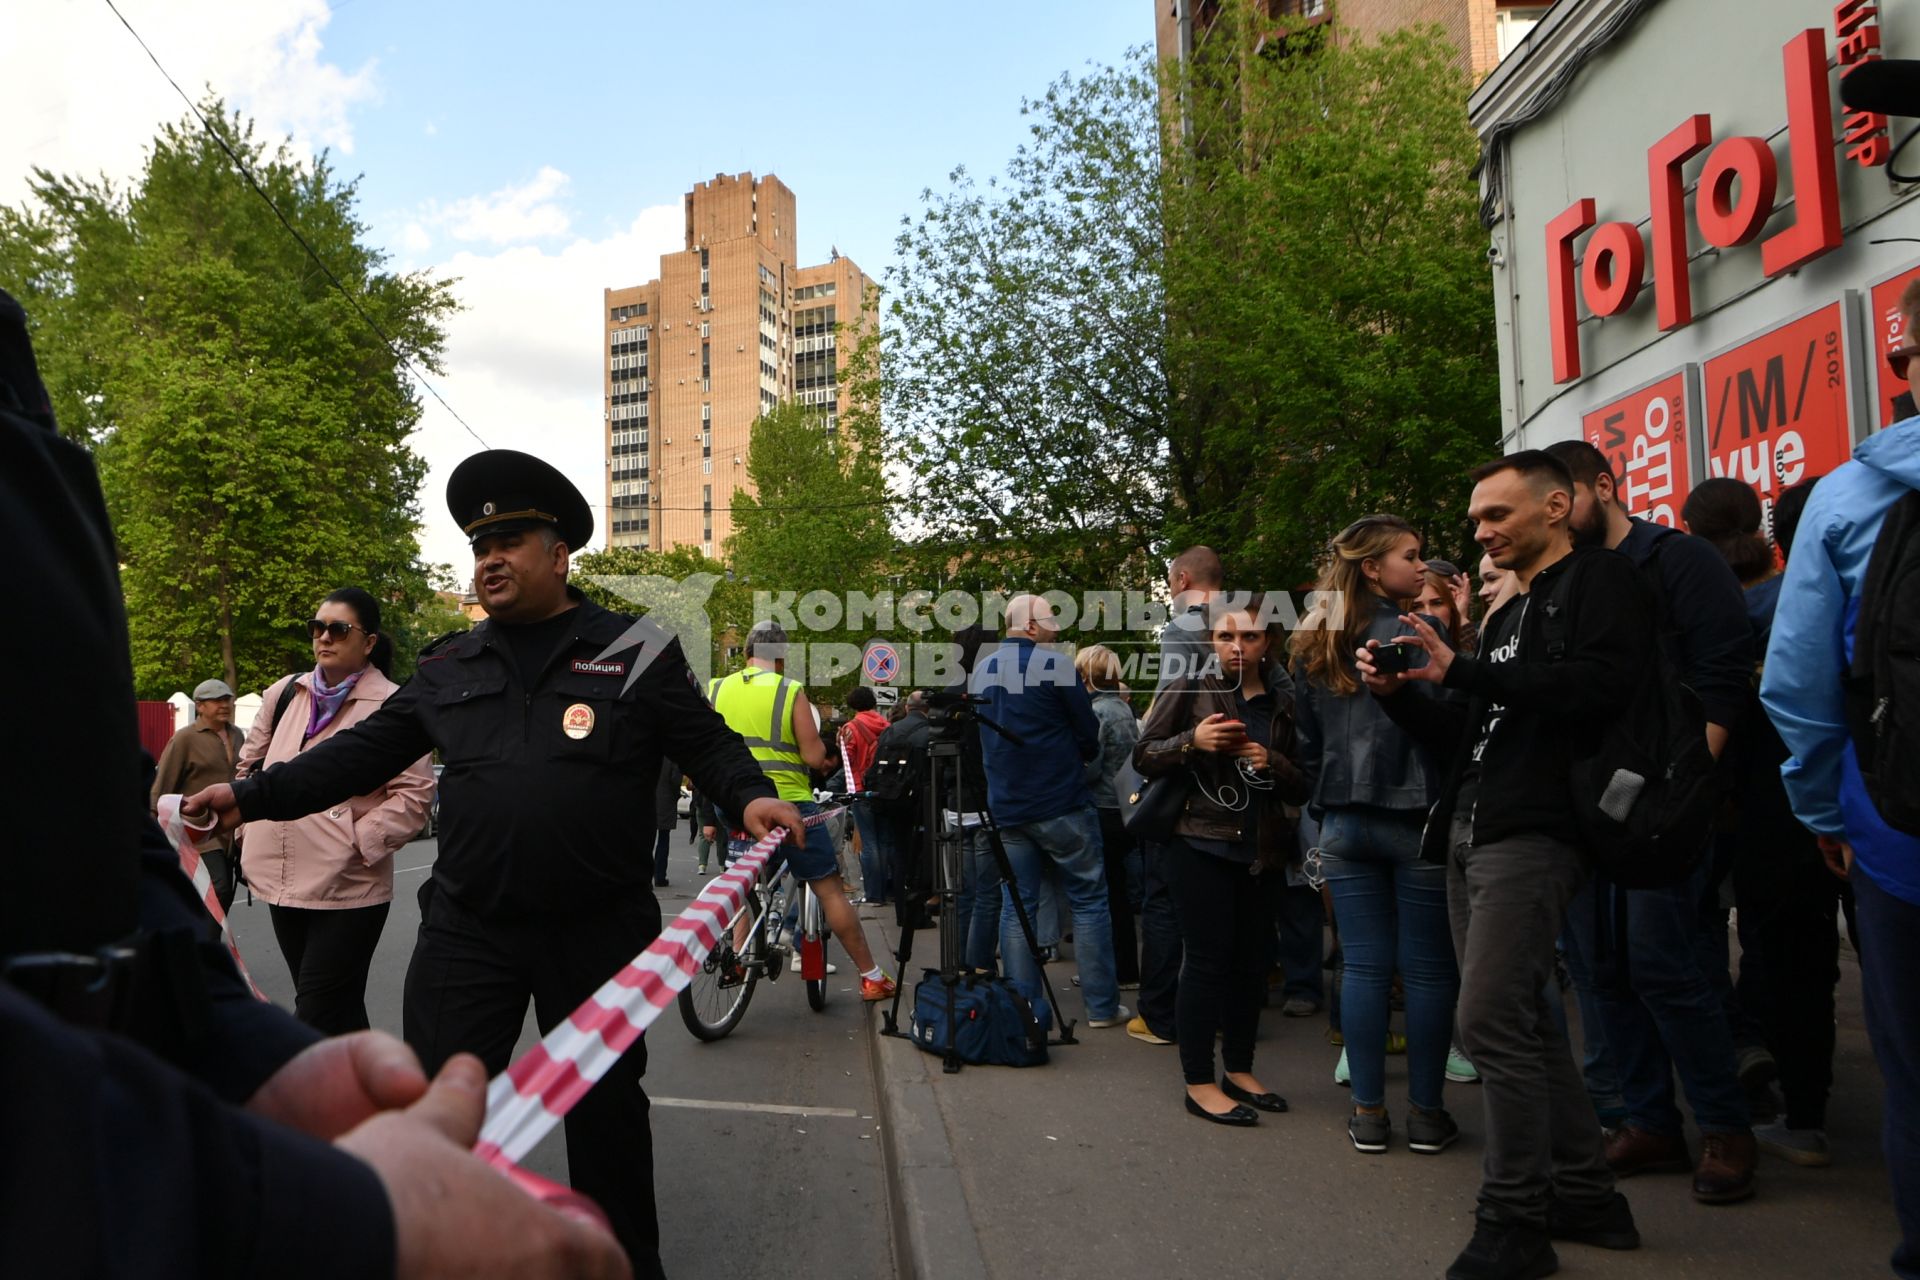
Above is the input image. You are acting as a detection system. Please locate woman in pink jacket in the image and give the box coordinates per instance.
[237,587,434,1033]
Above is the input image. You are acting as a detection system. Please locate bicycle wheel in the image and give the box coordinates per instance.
[678,908,762,1041]
[802,887,829,1012]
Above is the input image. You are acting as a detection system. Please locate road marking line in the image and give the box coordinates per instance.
[649,1096,861,1119]
[396,863,433,875]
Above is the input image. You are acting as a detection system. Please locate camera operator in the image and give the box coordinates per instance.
[971,595,1126,1028]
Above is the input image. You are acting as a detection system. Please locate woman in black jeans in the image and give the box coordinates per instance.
[1136,596,1310,1125]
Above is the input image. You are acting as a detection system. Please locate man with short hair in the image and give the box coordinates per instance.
[1156,545,1225,695]
[151,678,241,911]
[709,621,895,998]
[188,449,799,1278]
[1544,439,1759,1204]
[1363,450,1645,1280]
[972,593,1126,1027]
[1762,226,1920,1272]
[1131,548,1226,1045]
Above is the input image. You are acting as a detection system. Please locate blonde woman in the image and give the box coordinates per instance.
[1076,643,1141,987]
[1290,516,1462,1156]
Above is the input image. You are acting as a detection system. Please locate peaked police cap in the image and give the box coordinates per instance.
[446,449,593,550]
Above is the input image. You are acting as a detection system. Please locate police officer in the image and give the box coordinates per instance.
[188,449,801,1279]
[1,289,626,1279]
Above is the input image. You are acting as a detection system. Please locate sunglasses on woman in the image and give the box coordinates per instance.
[308,619,368,641]
[1889,341,1920,382]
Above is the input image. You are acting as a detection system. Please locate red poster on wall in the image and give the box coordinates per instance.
[1869,263,1920,427]
[1582,372,1691,527]
[1703,304,1854,516]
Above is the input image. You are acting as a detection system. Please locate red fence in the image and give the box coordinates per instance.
[135,701,176,761]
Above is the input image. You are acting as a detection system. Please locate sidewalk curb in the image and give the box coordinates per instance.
[867,999,990,1280]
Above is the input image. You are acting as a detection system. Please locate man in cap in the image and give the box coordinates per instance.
[151,677,240,910]
[188,448,801,1278]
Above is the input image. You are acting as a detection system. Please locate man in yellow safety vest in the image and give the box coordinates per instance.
[708,621,896,1000]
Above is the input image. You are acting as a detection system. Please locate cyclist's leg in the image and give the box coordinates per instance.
[790,803,880,973]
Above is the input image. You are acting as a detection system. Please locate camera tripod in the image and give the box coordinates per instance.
[878,692,1077,1072]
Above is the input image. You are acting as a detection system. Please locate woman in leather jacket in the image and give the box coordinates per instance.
[1290,515,1462,1156]
[1135,596,1309,1126]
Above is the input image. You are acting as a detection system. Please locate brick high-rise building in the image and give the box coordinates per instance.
[602,172,876,553]
[1155,0,1554,81]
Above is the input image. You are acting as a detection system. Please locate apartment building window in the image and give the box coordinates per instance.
[700,322,710,338]
[701,341,711,380]
[1496,6,1550,60]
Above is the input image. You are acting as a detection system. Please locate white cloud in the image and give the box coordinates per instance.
[438,166,573,246]
[409,201,684,575]
[0,0,374,207]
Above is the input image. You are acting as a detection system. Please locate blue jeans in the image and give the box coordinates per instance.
[1854,867,1920,1279]
[997,805,1119,1019]
[1319,807,1458,1111]
[948,825,1002,972]
[1565,858,1750,1135]
[1274,881,1325,1004]
[1558,931,1628,1124]
[851,799,890,904]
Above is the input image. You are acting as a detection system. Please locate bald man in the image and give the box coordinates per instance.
[969,595,1127,1027]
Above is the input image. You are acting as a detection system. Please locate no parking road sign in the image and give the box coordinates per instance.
[863,642,900,684]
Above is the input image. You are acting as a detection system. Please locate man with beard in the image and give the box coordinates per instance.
[1542,440,1759,1205]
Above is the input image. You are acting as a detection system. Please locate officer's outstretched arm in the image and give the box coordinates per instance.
[228,682,436,825]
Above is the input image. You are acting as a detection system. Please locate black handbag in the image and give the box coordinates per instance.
[1114,758,1189,843]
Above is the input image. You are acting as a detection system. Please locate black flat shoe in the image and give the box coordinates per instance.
[1185,1094,1260,1127]
[1221,1077,1289,1113]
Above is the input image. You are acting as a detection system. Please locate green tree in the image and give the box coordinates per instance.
[1162,6,1500,583]
[572,544,754,689]
[842,59,1168,599]
[854,11,1498,596]
[726,400,892,700]
[2,103,456,697]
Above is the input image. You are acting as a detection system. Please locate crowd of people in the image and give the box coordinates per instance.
[5,236,1918,1280]
[805,280,1920,1278]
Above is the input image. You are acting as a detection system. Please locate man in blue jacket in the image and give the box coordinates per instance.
[971,593,1126,1027]
[1763,275,1920,1279]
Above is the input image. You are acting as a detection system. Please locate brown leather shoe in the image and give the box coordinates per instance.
[1605,1124,1690,1176]
[1692,1130,1758,1204]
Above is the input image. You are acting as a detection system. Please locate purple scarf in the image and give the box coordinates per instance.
[305,666,365,741]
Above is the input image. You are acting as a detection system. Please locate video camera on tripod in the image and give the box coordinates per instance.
[873,686,1077,1072]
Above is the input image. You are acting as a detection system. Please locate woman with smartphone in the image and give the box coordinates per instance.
[1135,596,1310,1126]
[237,587,435,1033]
[1291,516,1463,1156]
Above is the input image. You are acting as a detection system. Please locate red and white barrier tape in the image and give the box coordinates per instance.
[155,794,266,1000]
[475,807,842,1168]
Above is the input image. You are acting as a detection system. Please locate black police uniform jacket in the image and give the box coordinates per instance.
[234,591,776,920]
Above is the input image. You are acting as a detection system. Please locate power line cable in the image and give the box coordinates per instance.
[101,0,490,450]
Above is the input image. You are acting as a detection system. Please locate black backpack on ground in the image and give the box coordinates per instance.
[1540,537,1721,889]
[1846,489,1920,836]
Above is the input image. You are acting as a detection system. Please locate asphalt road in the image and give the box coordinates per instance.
[225,826,896,1280]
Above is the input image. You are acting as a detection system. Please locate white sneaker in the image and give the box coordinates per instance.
[1087,1004,1133,1029]
[790,955,838,975]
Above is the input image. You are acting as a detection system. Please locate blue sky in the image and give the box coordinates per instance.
[330,2,1148,274]
[5,1,1148,571]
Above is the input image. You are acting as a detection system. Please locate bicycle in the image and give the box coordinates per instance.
[676,800,845,1040]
